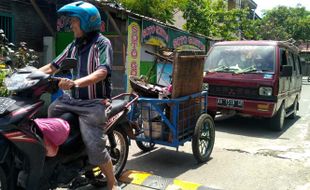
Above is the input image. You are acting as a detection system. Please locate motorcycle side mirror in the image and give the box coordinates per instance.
[59,58,77,71]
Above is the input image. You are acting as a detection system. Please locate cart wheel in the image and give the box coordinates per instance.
[192,114,215,163]
[136,141,155,152]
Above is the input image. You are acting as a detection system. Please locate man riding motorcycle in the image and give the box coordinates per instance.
[40,1,119,189]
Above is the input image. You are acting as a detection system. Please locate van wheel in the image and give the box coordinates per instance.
[269,103,285,131]
[288,99,298,119]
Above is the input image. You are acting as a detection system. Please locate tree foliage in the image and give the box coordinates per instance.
[258,6,310,41]
[181,1,310,41]
[114,0,310,42]
[181,0,255,40]
[115,0,186,24]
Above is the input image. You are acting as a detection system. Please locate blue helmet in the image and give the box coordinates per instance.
[57,1,101,33]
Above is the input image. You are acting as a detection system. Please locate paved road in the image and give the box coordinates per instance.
[123,79,310,190]
[65,79,310,190]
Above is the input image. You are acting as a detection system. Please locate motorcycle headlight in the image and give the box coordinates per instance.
[259,87,272,96]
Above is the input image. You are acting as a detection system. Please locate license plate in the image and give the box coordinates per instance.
[0,97,16,114]
[217,98,243,108]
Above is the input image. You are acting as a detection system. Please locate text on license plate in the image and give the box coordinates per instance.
[217,98,244,108]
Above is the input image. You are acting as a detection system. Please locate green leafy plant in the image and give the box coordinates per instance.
[0,29,39,69]
[0,69,9,96]
[0,29,39,97]
[113,0,187,24]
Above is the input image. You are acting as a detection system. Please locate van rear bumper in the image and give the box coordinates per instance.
[208,96,276,118]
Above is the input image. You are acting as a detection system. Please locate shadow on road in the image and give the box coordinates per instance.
[126,147,210,178]
[214,114,301,139]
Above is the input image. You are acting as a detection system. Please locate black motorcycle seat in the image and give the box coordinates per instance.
[107,99,128,118]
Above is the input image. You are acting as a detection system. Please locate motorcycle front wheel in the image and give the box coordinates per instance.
[89,128,129,187]
[110,128,129,178]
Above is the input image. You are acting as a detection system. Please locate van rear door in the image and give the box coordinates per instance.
[287,51,296,106]
[279,48,291,104]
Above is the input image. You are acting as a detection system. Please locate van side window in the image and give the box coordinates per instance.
[287,52,295,70]
[280,48,287,67]
[295,55,302,75]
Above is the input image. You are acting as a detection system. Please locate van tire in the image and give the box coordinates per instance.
[288,99,298,119]
[269,103,285,131]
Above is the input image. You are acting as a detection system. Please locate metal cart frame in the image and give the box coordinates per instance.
[130,91,215,163]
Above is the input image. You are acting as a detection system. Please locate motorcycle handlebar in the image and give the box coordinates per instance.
[51,77,140,108]
[51,77,78,90]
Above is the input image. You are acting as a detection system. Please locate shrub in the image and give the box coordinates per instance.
[0,69,9,96]
[0,29,39,97]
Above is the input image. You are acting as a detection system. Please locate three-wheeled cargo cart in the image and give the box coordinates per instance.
[129,50,215,163]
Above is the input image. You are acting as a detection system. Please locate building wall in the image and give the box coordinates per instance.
[227,0,257,10]
[0,0,56,52]
[140,45,156,84]
[105,13,127,96]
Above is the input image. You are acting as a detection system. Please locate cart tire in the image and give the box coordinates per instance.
[136,141,155,152]
[192,114,215,163]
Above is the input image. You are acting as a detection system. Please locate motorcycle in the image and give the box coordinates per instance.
[0,58,138,190]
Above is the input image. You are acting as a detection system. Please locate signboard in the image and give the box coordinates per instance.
[126,18,141,92]
[142,19,169,47]
[170,30,206,51]
[141,19,206,51]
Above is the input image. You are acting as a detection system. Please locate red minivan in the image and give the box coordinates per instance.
[204,41,302,131]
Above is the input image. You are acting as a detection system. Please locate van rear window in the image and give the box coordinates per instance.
[205,45,276,73]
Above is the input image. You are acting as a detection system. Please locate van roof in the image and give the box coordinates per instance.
[214,40,299,52]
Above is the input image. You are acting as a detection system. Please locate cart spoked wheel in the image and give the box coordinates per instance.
[136,140,155,152]
[192,114,215,163]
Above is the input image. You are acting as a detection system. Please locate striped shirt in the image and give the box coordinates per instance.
[52,33,112,99]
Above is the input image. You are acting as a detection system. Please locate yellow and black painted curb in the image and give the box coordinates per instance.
[119,170,219,190]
